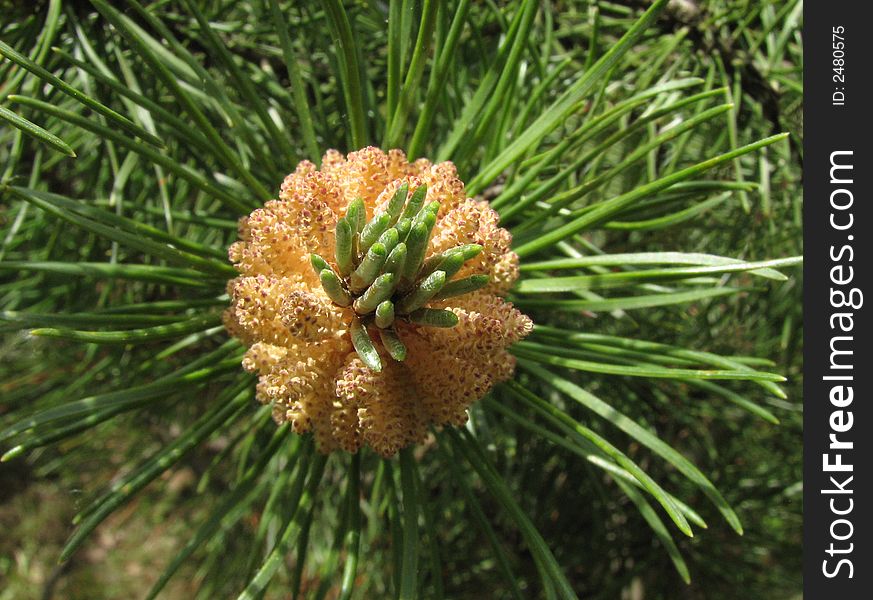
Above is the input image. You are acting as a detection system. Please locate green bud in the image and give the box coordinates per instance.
[401,222,429,284]
[319,269,352,306]
[459,244,484,260]
[408,308,459,328]
[379,327,407,361]
[433,274,489,300]
[353,273,396,314]
[394,217,412,241]
[350,315,382,371]
[334,219,353,276]
[435,252,465,279]
[421,244,483,276]
[401,210,437,285]
[360,213,391,252]
[345,198,366,233]
[396,271,446,314]
[412,200,440,230]
[386,182,409,223]
[422,208,438,234]
[310,253,330,275]
[376,227,400,255]
[350,243,387,292]
[375,300,395,329]
[400,184,427,221]
[383,242,408,277]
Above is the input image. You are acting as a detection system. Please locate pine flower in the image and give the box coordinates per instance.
[223,147,532,456]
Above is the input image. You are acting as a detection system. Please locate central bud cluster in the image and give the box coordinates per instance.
[224,147,532,456]
[312,182,487,372]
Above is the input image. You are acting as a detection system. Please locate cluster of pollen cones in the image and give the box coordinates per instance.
[224,147,532,457]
